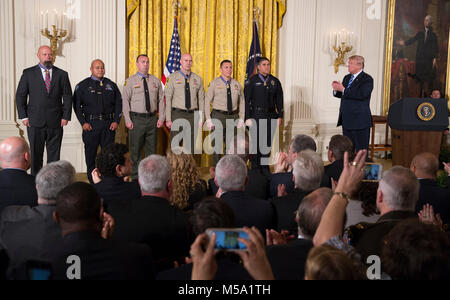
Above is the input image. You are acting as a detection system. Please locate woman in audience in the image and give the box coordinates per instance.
[166,148,207,211]
[345,181,380,228]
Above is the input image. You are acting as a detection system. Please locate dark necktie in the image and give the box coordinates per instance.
[227,83,233,113]
[185,78,191,110]
[143,77,151,112]
[45,70,51,93]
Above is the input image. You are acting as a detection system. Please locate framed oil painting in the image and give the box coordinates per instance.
[383,0,450,115]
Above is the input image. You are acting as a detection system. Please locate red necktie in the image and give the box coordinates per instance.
[45,70,51,93]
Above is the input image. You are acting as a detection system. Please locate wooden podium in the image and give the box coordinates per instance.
[388,98,449,168]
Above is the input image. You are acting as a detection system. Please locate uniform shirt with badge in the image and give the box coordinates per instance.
[122,73,164,124]
[244,74,284,120]
[205,77,245,121]
[164,71,205,122]
[73,76,122,125]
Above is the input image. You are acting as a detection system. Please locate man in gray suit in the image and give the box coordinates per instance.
[16,46,72,175]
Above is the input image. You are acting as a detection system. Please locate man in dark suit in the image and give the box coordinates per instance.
[320,135,353,188]
[16,46,72,175]
[411,153,450,225]
[50,182,154,280]
[271,150,324,234]
[0,161,75,278]
[92,143,140,211]
[0,137,37,213]
[215,155,276,235]
[266,188,332,280]
[398,15,438,97]
[332,55,374,152]
[110,155,191,267]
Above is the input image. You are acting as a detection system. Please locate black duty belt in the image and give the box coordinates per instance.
[213,109,238,116]
[254,107,270,113]
[130,111,156,117]
[88,114,114,121]
[173,108,196,114]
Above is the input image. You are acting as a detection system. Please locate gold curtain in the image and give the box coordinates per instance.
[126,0,286,166]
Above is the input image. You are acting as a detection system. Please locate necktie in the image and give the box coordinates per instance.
[424,30,428,43]
[143,77,151,112]
[227,83,233,113]
[347,75,355,88]
[45,70,51,93]
[185,78,191,110]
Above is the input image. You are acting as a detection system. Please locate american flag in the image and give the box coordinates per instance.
[162,18,181,86]
[245,20,262,84]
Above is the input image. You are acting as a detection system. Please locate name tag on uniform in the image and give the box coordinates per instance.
[256,82,262,86]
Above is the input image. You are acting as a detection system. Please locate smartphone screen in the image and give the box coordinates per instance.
[206,229,249,251]
[363,163,382,181]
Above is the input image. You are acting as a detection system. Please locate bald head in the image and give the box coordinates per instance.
[180,53,193,73]
[411,152,439,179]
[90,59,105,79]
[0,137,31,170]
[37,46,53,68]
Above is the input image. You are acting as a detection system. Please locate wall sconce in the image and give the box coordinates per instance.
[330,30,355,73]
[40,10,69,64]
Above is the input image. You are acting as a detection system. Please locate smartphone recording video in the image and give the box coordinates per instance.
[363,163,383,182]
[206,228,249,251]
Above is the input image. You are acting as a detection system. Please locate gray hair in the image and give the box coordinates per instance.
[292,150,324,192]
[216,155,248,192]
[291,135,317,153]
[36,161,76,200]
[378,166,419,211]
[138,155,171,194]
[296,188,333,239]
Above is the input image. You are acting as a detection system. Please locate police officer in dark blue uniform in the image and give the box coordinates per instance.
[73,59,122,183]
[245,57,284,173]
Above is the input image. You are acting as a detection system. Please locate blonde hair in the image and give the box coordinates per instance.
[167,148,200,210]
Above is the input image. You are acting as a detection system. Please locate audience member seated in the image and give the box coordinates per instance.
[167,148,207,212]
[157,197,252,280]
[92,143,141,211]
[381,219,450,280]
[410,153,450,225]
[209,135,270,200]
[266,188,332,280]
[0,137,38,213]
[321,135,353,188]
[269,135,317,197]
[0,161,75,278]
[190,227,275,280]
[216,155,276,235]
[110,155,191,268]
[305,244,365,280]
[50,182,154,280]
[345,181,380,228]
[271,150,324,234]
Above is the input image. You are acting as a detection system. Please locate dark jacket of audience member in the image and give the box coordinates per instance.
[320,135,353,188]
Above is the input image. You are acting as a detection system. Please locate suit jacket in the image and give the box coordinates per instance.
[320,160,344,188]
[110,196,191,262]
[209,168,270,200]
[266,238,314,280]
[406,30,438,80]
[0,169,38,213]
[270,188,311,234]
[269,172,295,198]
[94,177,141,211]
[50,231,154,280]
[334,71,373,130]
[0,205,62,276]
[220,191,276,235]
[415,179,450,225]
[16,65,72,128]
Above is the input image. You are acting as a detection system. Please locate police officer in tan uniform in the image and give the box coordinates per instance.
[123,54,165,179]
[165,53,205,154]
[205,60,245,166]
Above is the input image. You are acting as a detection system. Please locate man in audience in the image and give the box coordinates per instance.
[321,135,353,188]
[410,152,450,224]
[51,182,154,280]
[215,155,276,235]
[270,134,317,197]
[266,188,332,280]
[0,160,75,278]
[110,155,191,266]
[209,135,269,200]
[271,150,324,234]
[92,143,141,210]
[157,197,252,280]
[0,137,37,213]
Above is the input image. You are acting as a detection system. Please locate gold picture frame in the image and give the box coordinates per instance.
[383,0,450,115]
